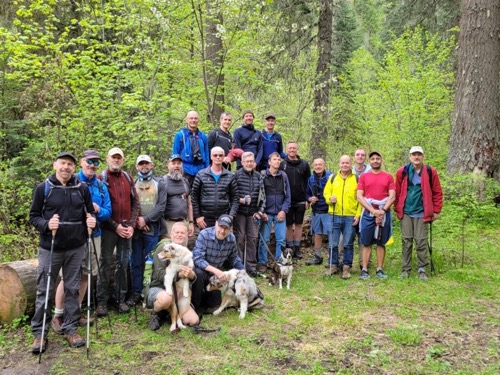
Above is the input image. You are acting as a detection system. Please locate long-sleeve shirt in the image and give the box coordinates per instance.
[192,226,244,270]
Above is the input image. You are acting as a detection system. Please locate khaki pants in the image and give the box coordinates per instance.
[401,214,429,272]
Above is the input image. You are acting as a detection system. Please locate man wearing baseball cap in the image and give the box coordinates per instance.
[191,214,244,317]
[127,154,167,306]
[357,151,396,280]
[394,146,443,281]
[258,113,286,172]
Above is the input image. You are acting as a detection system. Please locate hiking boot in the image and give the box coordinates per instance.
[325,265,338,276]
[51,315,63,335]
[148,311,162,331]
[126,294,142,307]
[419,271,428,281]
[256,264,267,273]
[31,336,48,354]
[79,316,95,327]
[64,333,85,348]
[359,270,370,280]
[118,302,130,313]
[376,270,388,279]
[400,271,410,279]
[342,265,351,279]
[96,305,108,317]
[305,255,323,266]
[293,246,303,259]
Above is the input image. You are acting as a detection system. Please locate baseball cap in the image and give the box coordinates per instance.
[217,214,233,228]
[107,147,124,157]
[136,155,152,164]
[264,113,276,120]
[169,154,182,162]
[368,151,382,158]
[82,149,100,160]
[409,146,424,155]
[55,151,76,164]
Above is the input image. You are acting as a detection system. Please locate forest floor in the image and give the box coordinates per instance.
[1,230,499,374]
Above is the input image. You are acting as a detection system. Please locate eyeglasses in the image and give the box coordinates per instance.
[86,159,100,166]
[212,154,224,157]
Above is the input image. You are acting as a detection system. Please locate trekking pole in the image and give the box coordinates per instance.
[329,213,334,276]
[39,228,57,364]
[91,237,113,335]
[86,228,92,359]
[429,221,435,275]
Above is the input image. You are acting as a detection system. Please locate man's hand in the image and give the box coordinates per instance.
[92,202,100,214]
[277,210,286,222]
[48,214,60,231]
[116,224,134,239]
[214,269,227,282]
[432,213,439,222]
[178,265,195,279]
[261,213,269,222]
[86,213,96,230]
[309,196,318,205]
[196,216,207,229]
[330,195,337,204]
[188,222,195,236]
[353,217,360,226]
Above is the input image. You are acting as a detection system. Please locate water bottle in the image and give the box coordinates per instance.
[143,255,154,287]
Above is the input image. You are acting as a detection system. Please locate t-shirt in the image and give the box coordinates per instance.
[357,170,395,200]
[164,177,190,220]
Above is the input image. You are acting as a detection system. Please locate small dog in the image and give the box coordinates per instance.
[207,269,264,319]
[156,242,194,332]
[272,248,293,290]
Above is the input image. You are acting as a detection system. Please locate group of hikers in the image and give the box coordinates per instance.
[28,109,443,354]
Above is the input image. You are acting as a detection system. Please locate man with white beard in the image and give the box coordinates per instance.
[160,154,194,246]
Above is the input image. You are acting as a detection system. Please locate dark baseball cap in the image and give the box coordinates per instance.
[56,151,77,164]
[217,214,233,228]
[169,154,182,162]
[264,113,276,120]
[368,151,382,158]
[82,149,100,160]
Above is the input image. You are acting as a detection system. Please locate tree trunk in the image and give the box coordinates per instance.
[310,0,334,160]
[447,0,500,181]
[0,259,38,323]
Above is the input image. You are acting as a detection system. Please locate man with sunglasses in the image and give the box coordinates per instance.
[127,155,166,306]
[191,146,239,229]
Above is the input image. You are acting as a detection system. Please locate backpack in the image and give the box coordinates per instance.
[42,178,85,214]
[402,165,433,186]
[100,169,135,198]
[328,171,359,184]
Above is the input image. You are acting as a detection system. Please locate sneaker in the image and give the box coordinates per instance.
[376,270,388,279]
[419,271,428,281]
[126,294,142,307]
[325,265,338,276]
[148,311,162,331]
[79,316,95,327]
[256,264,267,273]
[64,333,85,348]
[359,270,370,279]
[51,315,63,335]
[118,302,130,313]
[305,255,323,266]
[31,336,48,354]
[96,305,108,317]
[342,265,351,279]
[400,271,410,279]
[293,246,303,259]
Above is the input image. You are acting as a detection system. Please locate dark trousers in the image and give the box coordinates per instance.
[31,245,85,337]
[192,267,221,312]
[233,214,259,272]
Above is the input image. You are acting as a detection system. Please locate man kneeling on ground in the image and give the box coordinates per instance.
[144,222,199,330]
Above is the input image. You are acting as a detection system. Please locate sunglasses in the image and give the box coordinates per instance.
[86,159,100,166]
[212,154,224,157]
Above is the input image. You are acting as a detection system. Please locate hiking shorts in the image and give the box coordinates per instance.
[146,287,164,309]
[359,211,392,246]
[311,213,330,235]
[286,202,307,226]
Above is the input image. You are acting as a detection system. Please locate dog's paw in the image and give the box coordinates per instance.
[177,319,186,329]
[239,312,246,319]
[212,308,222,316]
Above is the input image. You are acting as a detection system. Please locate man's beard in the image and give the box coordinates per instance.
[371,164,381,170]
[168,170,183,180]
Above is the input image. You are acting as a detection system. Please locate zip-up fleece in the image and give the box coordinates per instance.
[262,169,291,215]
[323,171,362,217]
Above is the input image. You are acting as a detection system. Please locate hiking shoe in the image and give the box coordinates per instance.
[79,316,95,327]
[64,333,85,348]
[118,302,130,313]
[359,270,370,279]
[293,246,303,259]
[31,336,48,354]
[419,271,429,281]
[248,270,259,278]
[325,265,338,276]
[51,315,63,335]
[256,264,267,273]
[126,294,142,307]
[148,311,162,331]
[306,255,323,266]
[376,270,388,279]
[400,271,410,279]
[342,265,351,279]
[96,305,108,317]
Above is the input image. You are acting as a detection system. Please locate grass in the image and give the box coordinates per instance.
[0,211,499,374]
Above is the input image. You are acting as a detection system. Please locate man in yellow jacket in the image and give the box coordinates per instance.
[323,155,362,279]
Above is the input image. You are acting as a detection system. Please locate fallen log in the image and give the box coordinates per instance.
[0,259,38,324]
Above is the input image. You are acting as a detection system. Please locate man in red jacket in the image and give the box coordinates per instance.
[394,146,443,281]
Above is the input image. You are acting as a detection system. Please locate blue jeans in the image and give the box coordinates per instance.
[258,214,286,264]
[328,215,356,267]
[131,223,159,295]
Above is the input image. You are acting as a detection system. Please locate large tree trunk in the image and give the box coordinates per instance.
[310,0,333,160]
[447,0,500,181]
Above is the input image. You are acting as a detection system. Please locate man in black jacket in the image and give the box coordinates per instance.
[29,152,96,353]
[280,141,311,259]
[191,146,239,228]
[233,151,266,276]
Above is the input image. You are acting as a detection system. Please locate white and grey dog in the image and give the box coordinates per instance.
[206,269,264,319]
[276,247,294,290]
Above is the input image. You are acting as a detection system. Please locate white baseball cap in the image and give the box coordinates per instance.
[409,146,424,155]
[136,155,152,164]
